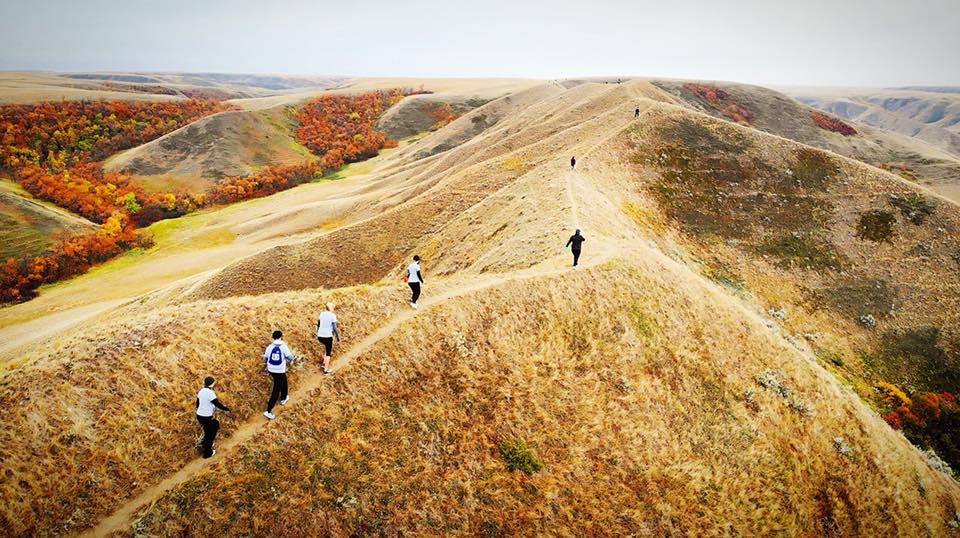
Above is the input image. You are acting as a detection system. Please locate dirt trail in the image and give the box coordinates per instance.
[81,242,623,537]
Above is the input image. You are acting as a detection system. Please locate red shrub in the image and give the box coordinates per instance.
[811,111,857,135]
[209,162,323,204]
[883,391,957,429]
[682,83,754,125]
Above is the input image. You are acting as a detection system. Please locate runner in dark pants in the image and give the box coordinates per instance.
[196,376,230,458]
[565,229,586,267]
[570,156,576,170]
[316,302,341,375]
[263,330,293,420]
[635,107,640,118]
[407,255,424,309]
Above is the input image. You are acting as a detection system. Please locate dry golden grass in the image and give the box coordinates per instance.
[0,284,414,535]
[2,79,959,537]
[126,261,959,536]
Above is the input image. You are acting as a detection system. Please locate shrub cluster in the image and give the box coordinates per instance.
[0,213,150,302]
[810,111,857,136]
[880,385,960,472]
[682,83,754,125]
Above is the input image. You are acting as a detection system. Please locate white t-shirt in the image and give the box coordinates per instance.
[407,262,421,283]
[263,339,293,373]
[317,311,337,338]
[196,387,217,417]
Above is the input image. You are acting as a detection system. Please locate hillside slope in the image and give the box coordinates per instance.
[103,107,317,193]
[0,80,958,537]
[0,178,94,260]
[653,80,960,203]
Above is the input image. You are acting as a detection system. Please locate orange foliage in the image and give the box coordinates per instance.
[883,390,957,429]
[425,102,460,129]
[293,89,408,169]
[209,162,323,204]
[0,99,227,302]
[1,90,410,303]
[210,89,418,205]
[0,213,149,302]
[0,99,231,169]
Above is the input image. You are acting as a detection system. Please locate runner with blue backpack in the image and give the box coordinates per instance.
[262,330,293,420]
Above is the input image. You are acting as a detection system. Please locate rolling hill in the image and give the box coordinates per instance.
[653,80,960,204]
[783,86,960,159]
[0,178,94,260]
[103,107,318,193]
[0,79,958,537]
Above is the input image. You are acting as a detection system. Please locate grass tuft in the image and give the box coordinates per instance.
[499,439,543,475]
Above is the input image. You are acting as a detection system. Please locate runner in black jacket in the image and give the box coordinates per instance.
[565,229,586,267]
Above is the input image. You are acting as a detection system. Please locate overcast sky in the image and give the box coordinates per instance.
[1,0,958,87]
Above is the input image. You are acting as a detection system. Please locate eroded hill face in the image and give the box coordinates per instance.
[653,80,960,204]
[1,80,959,537]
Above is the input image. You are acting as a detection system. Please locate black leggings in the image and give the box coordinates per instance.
[267,372,288,412]
[197,415,219,458]
[409,282,421,304]
[572,249,581,266]
[318,336,333,356]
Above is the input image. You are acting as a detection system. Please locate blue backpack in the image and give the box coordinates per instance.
[268,344,284,366]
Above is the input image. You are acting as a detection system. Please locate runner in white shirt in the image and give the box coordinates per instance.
[195,376,230,458]
[316,302,341,375]
[406,255,424,309]
[262,330,293,420]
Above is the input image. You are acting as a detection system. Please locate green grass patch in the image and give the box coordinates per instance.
[499,439,543,475]
[755,234,842,271]
[628,302,659,339]
[790,148,837,191]
[815,347,846,367]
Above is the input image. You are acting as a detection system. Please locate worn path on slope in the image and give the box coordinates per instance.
[81,243,623,538]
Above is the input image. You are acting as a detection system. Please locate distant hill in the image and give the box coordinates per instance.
[782,86,960,159]
[103,107,317,193]
[657,81,960,203]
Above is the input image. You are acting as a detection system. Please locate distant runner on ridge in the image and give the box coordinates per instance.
[565,229,586,267]
[262,330,293,420]
[196,376,230,459]
[635,107,640,118]
[316,302,340,375]
[406,255,424,309]
[570,156,576,170]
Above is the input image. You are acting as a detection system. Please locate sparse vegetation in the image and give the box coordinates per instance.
[856,209,897,242]
[889,192,935,225]
[755,233,842,271]
[872,326,960,392]
[813,278,896,320]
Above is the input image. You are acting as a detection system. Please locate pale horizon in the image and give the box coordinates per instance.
[1,0,958,88]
